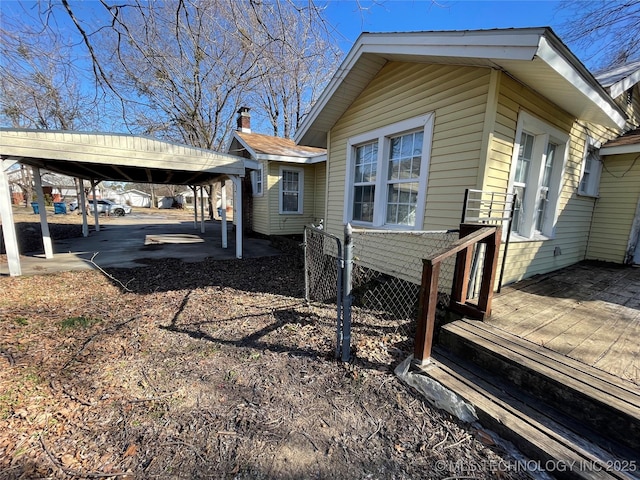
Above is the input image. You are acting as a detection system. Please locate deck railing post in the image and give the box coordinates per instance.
[414,259,441,365]
[477,227,502,315]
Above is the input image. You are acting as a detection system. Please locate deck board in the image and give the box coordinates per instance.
[488,263,640,386]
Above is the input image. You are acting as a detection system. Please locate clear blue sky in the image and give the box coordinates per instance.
[323,1,575,58]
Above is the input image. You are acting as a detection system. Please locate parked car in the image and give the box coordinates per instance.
[79,199,132,216]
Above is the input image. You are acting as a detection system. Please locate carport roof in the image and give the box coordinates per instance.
[0,128,247,185]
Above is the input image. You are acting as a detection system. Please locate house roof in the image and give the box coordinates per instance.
[1,128,247,185]
[233,131,326,164]
[296,27,627,148]
[599,128,640,155]
[595,61,640,99]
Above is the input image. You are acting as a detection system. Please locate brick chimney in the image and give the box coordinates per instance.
[236,107,251,133]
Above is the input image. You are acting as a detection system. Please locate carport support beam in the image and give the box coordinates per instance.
[221,179,227,249]
[78,180,89,237]
[33,167,54,259]
[91,181,100,232]
[0,158,21,276]
[230,175,242,259]
[199,186,205,233]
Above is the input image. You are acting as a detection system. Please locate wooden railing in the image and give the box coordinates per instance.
[413,224,502,365]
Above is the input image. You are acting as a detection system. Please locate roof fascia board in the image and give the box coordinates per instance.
[295,29,544,145]
[296,28,629,144]
[536,36,627,129]
[255,153,326,164]
[230,132,258,158]
[609,69,640,99]
[600,144,640,155]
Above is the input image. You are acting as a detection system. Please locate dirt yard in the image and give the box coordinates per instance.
[0,212,532,479]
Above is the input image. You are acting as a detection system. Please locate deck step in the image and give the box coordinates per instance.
[438,319,640,454]
[422,348,639,479]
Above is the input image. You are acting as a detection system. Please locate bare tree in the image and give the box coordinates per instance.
[558,0,640,69]
[0,13,102,130]
[43,0,341,147]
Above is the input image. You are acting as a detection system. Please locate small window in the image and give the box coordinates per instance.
[279,167,303,214]
[251,163,263,197]
[578,138,602,197]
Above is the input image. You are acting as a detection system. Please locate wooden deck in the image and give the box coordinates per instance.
[487,262,640,386]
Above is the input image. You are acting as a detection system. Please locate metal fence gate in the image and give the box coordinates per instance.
[304,224,459,363]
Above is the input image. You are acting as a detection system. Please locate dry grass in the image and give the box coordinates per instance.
[0,213,531,479]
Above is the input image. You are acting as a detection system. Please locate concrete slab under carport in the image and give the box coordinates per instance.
[0,214,283,276]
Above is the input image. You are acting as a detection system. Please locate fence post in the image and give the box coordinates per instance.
[342,223,353,362]
[303,227,310,303]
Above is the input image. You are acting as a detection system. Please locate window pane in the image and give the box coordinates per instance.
[386,182,418,226]
[353,185,374,222]
[542,143,556,188]
[512,185,525,234]
[283,192,298,212]
[355,142,378,183]
[389,131,422,180]
[515,132,534,184]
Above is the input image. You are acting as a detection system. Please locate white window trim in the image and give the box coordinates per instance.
[508,111,569,241]
[578,136,602,198]
[343,113,434,230]
[279,166,304,214]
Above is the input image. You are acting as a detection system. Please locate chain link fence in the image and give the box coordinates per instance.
[304,225,460,363]
[350,229,459,340]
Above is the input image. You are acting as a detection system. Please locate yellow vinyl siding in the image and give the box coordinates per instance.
[313,162,327,223]
[587,153,640,263]
[266,162,317,235]
[324,62,490,283]
[251,162,270,236]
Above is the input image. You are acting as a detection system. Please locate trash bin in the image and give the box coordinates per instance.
[31,202,39,214]
[53,202,67,214]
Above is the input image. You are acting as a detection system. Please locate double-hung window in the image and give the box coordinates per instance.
[578,137,601,197]
[509,111,568,240]
[279,166,303,214]
[345,114,434,230]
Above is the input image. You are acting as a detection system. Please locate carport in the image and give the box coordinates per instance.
[0,128,256,276]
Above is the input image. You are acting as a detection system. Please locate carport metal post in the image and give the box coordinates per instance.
[91,181,100,232]
[0,158,21,276]
[190,185,198,229]
[221,179,228,249]
[199,186,205,233]
[78,180,89,237]
[230,175,242,259]
[33,167,54,259]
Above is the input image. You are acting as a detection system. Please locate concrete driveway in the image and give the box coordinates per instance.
[1,212,283,276]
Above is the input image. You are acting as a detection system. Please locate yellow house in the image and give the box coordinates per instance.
[294,27,639,286]
[228,108,327,237]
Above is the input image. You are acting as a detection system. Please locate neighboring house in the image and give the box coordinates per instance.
[7,168,81,204]
[294,27,640,286]
[227,108,327,236]
[119,189,152,208]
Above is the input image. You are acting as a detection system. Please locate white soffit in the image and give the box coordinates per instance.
[296,28,626,148]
